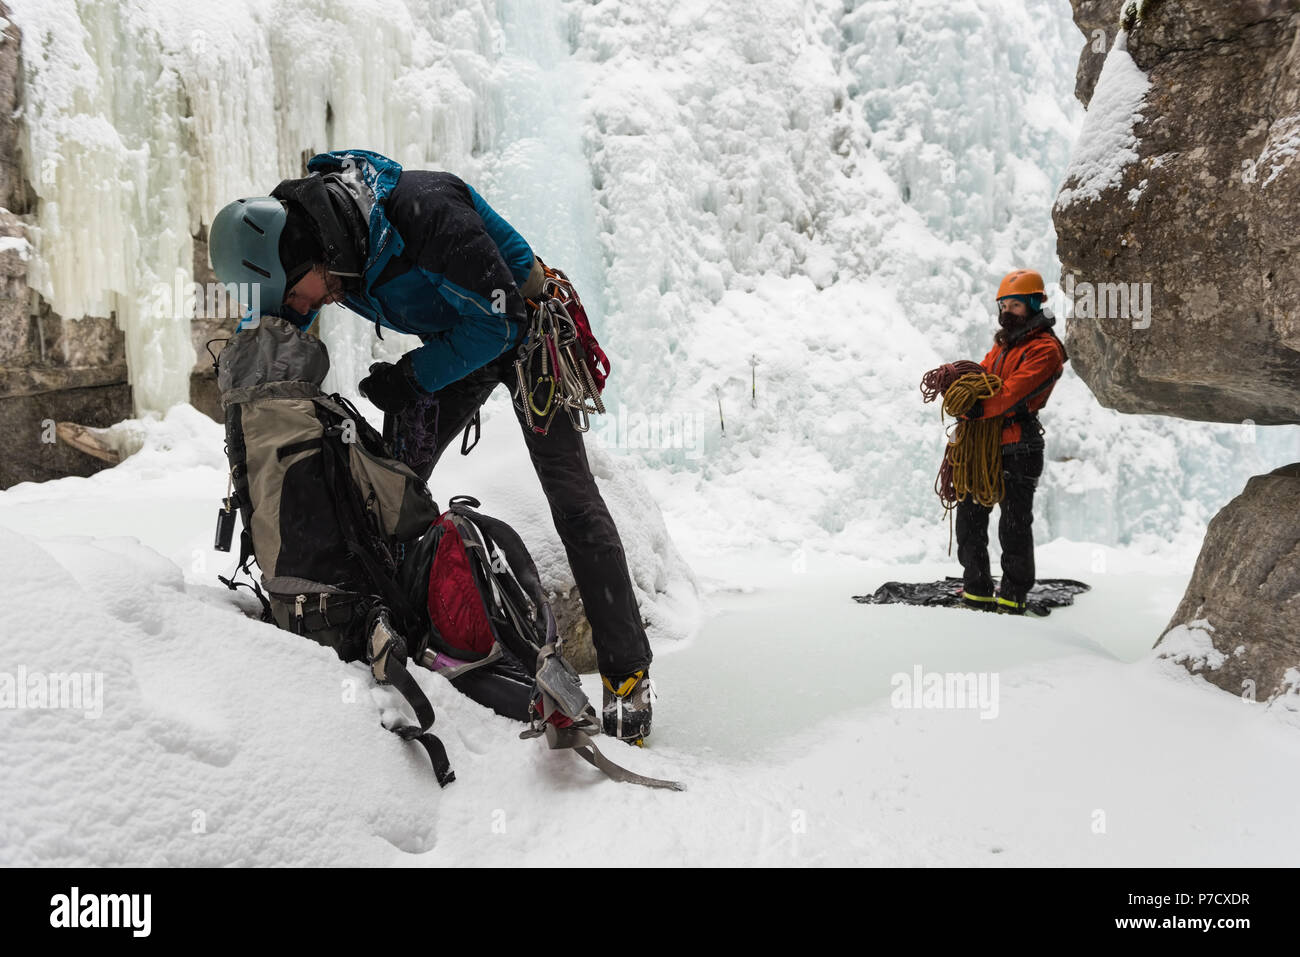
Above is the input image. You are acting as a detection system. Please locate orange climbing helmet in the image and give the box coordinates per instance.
[996,269,1045,301]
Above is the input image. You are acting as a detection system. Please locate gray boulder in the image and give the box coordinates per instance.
[1157,463,1300,702]
[1055,0,1300,426]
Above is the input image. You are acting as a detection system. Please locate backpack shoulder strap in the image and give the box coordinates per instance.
[217,519,274,622]
[366,606,455,788]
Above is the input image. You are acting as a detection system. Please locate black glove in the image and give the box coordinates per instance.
[962,399,985,421]
[359,358,424,415]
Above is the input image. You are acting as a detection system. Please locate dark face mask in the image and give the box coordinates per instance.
[996,308,1031,346]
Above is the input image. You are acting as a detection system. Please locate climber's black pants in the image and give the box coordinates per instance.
[956,447,1044,604]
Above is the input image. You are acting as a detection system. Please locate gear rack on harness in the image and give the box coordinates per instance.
[513,264,608,436]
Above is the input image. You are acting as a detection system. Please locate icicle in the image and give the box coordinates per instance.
[9,0,510,414]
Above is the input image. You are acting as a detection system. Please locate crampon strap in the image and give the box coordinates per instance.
[522,670,683,792]
[532,723,685,792]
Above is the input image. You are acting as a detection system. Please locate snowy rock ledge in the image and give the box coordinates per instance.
[1054,30,1149,210]
[1053,0,1300,425]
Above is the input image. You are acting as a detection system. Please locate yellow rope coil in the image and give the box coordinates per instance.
[942,372,1004,508]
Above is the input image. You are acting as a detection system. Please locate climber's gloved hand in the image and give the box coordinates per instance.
[961,399,985,421]
[359,358,424,415]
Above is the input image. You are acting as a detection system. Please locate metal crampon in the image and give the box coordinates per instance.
[513,274,605,435]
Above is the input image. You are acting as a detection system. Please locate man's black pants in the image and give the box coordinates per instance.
[395,350,652,678]
[956,447,1044,604]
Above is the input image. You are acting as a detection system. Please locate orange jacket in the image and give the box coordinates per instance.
[972,323,1067,447]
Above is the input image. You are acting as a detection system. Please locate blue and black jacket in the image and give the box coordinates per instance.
[279,149,536,394]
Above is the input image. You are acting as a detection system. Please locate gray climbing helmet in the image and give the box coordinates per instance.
[209,197,289,314]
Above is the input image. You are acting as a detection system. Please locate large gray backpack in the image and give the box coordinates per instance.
[213,317,452,784]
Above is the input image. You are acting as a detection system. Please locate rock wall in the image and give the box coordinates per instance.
[0,6,133,488]
[1072,0,1125,106]
[0,3,226,489]
[1055,0,1300,426]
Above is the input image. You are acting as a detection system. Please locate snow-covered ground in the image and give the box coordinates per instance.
[2,408,1296,867]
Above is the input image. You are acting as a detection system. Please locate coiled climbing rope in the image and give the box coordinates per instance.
[920,360,985,405]
[940,373,1004,509]
[920,361,1006,550]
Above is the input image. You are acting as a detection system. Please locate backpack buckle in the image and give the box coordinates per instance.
[365,607,407,684]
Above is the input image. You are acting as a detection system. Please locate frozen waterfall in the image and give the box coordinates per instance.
[9,0,1298,558]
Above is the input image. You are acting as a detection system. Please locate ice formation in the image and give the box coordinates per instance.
[9,0,1299,558]
[11,0,509,411]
